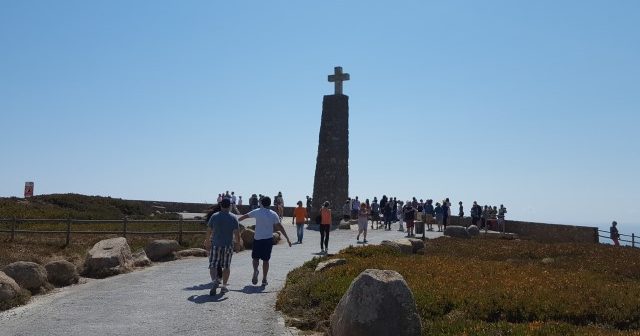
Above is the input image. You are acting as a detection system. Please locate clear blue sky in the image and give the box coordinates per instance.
[1,1,639,230]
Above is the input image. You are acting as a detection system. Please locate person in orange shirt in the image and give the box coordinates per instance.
[292,201,308,244]
[320,201,332,254]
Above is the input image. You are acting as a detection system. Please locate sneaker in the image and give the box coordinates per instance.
[210,280,219,296]
[261,279,268,287]
[252,269,259,285]
[363,239,368,244]
[220,286,229,294]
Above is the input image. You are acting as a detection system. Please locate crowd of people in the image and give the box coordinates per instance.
[205,190,625,297]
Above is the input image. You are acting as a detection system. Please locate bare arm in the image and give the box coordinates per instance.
[204,227,214,250]
[275,223,292,247]
[238,214,250,221]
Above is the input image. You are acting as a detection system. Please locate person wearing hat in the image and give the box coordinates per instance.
[204,198,241,295]
[610,221,621,246]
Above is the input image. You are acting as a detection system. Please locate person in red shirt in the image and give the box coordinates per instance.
[292,201,308,244]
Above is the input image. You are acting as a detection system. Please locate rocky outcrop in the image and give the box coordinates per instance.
[338,222,351,230]
[467,225,480,236]
[0,271,22,301]
[407,238,425,253]
[329,269,422,336]
[176,248,208,258]
[380,240,402,253]
[393,239,414,254]
[444,225,470,239]
[241,229,255,249]
[132,250,152,267]
[145,240,180,262]
[272,232,282,245]
[83,237,133,278]
[2,261,49,292]
[44,260,79,287]
[315,258,347,272]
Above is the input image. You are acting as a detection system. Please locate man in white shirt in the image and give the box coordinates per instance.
[238,196,292,286]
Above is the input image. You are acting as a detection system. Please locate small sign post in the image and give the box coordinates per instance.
[24,182,34,198]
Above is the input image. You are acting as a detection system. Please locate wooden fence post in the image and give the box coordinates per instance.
[11,217,16,241]
[123,217,128,238]
[65,218,72,246]
[633,233,635,248]
[178,218,183,245]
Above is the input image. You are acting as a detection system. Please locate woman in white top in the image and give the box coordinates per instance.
[357,202,369,243]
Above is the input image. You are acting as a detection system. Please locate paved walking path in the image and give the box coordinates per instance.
[0,218,442,336]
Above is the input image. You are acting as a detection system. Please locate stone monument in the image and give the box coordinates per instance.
[311,66,350,223]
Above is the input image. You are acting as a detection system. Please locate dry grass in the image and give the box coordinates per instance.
[276,237,640,335]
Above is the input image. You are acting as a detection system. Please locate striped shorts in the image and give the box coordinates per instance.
[209,246,234,269]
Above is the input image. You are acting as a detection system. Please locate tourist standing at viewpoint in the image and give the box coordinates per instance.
[351,197,360,220]
[442,200,450,230]
[306,196,313,223]
[423,199,434,231]
[357,202,369,243]
[342,199,351,222]
[204,199,241,295]
[238,196,292,287]
[470,201,480,227]
[370,197,380,229]
[497,204,507,231]
[397,200,405,232]
[274,192,284,219]
[458,201,464,218]
[610,221,620,246]
[403,201,416,237]
[320,201,332,254]
[434,202,443,232]
[292,201,307,244]
[383,200,393,230]
[230,192,238,213]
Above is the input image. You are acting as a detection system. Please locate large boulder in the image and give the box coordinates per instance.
[241,229,255,249]
[315,258,347,272]
[272,232,282,245]
[0,271,22,301]
[380,240,402,253]
[132,250,151,267]
[176,248,208,258]
[444,225,470,239]
[83,237,133,278]
[393,239,414,254]
[467,225,480,236]
[44,260,79,287]
[329,269,422,336]
[407,238,425,253]
[2,261,49,292]
[145,240,180,262]
[339,222,351,230]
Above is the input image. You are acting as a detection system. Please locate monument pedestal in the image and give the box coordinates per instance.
[311,94,349,221]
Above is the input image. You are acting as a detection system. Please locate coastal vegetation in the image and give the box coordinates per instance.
[0,194,208,268]
[277,238,640,335]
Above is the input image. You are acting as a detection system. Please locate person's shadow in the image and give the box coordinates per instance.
[229,285,274,294]
[187,294,228,303]
[183,283,213,291]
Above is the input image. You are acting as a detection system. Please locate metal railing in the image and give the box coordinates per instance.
[0,218,207,245]
[598,229,636,247]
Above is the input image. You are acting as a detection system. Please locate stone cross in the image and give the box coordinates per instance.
[328,66,350,95]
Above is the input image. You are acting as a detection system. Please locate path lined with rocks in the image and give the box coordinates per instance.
[0,218,442,336]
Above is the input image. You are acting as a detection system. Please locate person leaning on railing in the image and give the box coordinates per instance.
[610,221,620,246]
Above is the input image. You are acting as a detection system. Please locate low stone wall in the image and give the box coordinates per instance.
[446,216,598,244]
